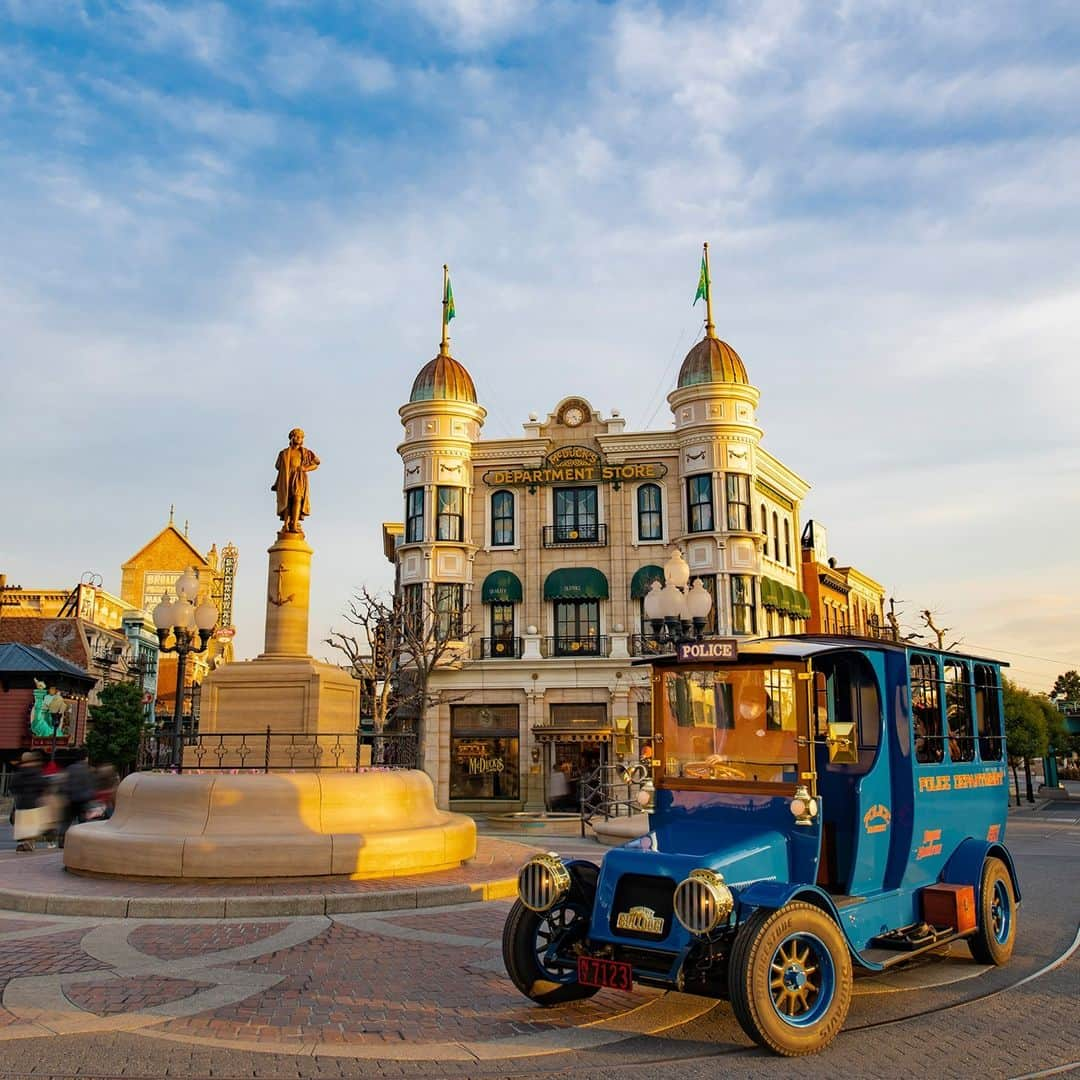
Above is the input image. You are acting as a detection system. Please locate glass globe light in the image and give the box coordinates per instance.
[174,568,199,602]
[643,580,665,622]
[194,600,219,632]
[665,549,691,590]
[152,597,177,631]
[174,598,196,630]
[687,579,713,620]
[677,588,692,622]
[659,583,682,619]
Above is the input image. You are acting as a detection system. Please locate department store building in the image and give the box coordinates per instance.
[384,324,812,813]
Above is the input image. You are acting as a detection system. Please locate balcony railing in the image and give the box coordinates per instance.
[542,523,608,547]
[630,634,668,656]
[477,636,524,659]
[541,635,611,658]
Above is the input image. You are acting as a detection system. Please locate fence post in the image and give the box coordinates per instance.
[265,726,271,773]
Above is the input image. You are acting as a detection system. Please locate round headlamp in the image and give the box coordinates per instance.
[673,868,735,935]
[517,852,571,913]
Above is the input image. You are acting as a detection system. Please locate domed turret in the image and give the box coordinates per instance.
[677,336,749,388]
[410,352,477,404]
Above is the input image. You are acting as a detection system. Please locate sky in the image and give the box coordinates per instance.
[1,0,1078,693]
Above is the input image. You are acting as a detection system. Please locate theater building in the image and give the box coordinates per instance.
[384,317,812,813]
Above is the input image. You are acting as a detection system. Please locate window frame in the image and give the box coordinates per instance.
[943,660,976,763]
[553,599,600,655]
[637,483,663,542]
[553,486,599,542]
[434,582,464,641]
[686,475,714,533]
[772,511,780,561]
[405,488,425,544]
[910,653,945,764]
[490,489,515,547]
[974,664,1004,761]
[730,574,756,634]
[436,486,464,542]
[725,473,752,531]
[784,519,791,567]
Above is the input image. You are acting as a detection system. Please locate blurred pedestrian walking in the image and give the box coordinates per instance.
[58,748,95,848]
[11,751,46,852]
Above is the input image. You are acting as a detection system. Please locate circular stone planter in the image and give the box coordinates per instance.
[63,770,476,880]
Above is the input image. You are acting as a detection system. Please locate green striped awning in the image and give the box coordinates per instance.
[544,568,609,600]
[778,584,797,614]
[760,577,778,609]
[481,570,523,604]
[630,565,665,599]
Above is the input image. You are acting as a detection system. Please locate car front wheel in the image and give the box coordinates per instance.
[728,901,853,1056]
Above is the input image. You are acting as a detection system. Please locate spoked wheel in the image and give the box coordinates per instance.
[729,902,853,1056]
[502,898,599,1005]
[968,857,1017,965]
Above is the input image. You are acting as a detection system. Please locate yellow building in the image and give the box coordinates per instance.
[384,279,814,813]
[800,520,887,638]
[120,514,238,717]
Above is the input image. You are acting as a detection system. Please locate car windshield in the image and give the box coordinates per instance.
[659,666,801,785]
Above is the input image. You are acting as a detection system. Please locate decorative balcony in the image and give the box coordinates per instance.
[477,636,524,659]
[540,635,611,659]
[542,523,608,548]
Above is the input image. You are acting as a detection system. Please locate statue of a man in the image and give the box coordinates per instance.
[272,428,320,535]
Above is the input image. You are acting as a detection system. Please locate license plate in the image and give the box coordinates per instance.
[577,956,633,991]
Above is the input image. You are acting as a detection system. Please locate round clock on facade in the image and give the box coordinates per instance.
[563,405,585,427]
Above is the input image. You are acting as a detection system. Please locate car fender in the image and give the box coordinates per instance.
[940,840,1021,905]
[565,859,600,905]
[735,880,883,971]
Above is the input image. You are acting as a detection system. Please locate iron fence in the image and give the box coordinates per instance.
[136,728,419,774]
[578,762,653,837]
[540,635,611,658]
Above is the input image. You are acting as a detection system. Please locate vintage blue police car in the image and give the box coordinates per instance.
[502,636,1019,1056]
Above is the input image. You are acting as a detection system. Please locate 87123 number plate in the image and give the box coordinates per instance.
[577,956,633,991]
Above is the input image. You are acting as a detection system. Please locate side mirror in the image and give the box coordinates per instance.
[826,721,858,764]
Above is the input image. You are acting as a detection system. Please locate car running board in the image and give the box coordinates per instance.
[862,923,971,969]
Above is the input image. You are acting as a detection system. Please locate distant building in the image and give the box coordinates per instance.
[0,575,160,751]
[119,513,237,722]
[800,520,887,638]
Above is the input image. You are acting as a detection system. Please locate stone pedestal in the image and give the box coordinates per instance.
[195,528,360,747]
[263,532,313,658]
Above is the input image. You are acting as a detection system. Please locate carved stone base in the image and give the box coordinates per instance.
[196,654,360,745]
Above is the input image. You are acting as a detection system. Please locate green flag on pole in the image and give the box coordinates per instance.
[693,255,708,305]
[445,273,456,323]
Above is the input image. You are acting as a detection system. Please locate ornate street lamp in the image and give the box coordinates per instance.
[642,549,714,650]
[152,568,218,770]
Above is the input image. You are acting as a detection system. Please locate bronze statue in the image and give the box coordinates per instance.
[272,428,320,535]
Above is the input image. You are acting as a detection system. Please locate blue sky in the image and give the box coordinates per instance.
[2,1,1078,690]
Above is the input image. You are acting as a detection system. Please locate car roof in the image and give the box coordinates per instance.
[637,635,1007,668]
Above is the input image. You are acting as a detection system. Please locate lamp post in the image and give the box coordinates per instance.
[152,568,218,771]
[642,549,714,650]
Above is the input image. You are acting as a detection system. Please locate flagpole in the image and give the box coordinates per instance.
[440,264,450,356]
[704,242,716,339]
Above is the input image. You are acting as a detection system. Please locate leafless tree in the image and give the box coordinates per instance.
[324,586,472,746]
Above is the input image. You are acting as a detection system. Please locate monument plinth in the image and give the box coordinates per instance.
[193,430,359,741]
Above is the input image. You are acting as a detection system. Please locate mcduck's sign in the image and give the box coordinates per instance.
[482,445,668,487]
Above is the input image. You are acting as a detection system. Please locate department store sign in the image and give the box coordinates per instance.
[482,446,668,487]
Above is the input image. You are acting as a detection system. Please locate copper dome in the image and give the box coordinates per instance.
[409,352,478,404]
[676,336,749,388]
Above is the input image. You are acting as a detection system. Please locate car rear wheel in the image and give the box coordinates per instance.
[502,898,600,1005]
[967,857,1017,966]
[728,902,853,1056]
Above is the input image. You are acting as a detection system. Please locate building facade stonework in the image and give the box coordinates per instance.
[386,332,812,812]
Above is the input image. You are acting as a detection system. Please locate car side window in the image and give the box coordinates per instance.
[943,661,975,763]
[974,664,1003,761]
[910,654,944,764]
[813,653,881,771]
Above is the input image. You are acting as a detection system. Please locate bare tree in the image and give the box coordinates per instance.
[324,586,473,747]
[920,609,963,651]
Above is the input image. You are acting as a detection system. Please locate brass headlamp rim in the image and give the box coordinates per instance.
[517,852,572,913]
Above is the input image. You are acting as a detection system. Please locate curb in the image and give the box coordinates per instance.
[0,877,518,919]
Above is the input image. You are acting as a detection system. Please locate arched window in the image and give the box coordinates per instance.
[637,483,662,540]
[760,504,768,552]
[772,512,780,561]
[491,490,514,546]
[783,519,791,567]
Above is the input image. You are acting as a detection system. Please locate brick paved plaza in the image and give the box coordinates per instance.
[0,811,1076,1079]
